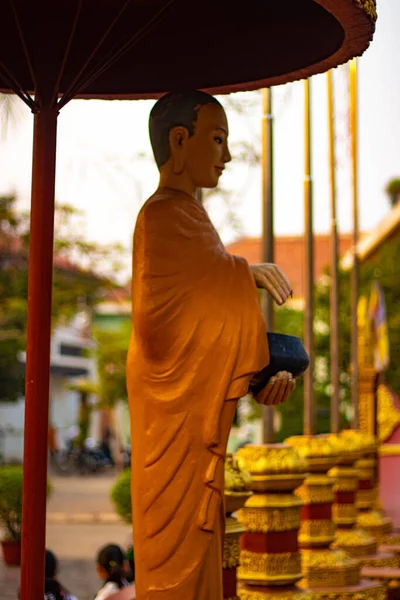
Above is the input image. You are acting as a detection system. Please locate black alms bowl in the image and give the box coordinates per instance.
[249,332,310,396]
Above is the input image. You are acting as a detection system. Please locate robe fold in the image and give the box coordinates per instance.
[127,188,270,600]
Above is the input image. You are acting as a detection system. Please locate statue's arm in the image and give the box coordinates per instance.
[249,263,292,306]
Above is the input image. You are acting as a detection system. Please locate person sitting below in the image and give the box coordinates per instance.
[44,549,78,600]
[125,543,135,585]
[94,544,133,600]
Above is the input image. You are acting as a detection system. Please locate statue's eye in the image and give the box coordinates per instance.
[214,136,223,144]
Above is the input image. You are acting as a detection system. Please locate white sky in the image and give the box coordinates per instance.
[1,0,399,279]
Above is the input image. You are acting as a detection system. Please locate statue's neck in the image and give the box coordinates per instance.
[158,172,197,199]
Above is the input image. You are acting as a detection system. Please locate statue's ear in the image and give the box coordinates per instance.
[169,126,189,174]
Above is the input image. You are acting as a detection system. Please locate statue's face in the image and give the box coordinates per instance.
[185,103,231,188]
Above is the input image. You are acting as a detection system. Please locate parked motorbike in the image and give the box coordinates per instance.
[50,437,112,475]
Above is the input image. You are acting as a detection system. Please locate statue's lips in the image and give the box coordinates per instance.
[214,166,224,174]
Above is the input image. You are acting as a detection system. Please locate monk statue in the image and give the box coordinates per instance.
[127,90,295,600]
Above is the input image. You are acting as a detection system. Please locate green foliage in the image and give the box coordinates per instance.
[238,305,310,440]
[0,194,123,402]
[314,270,352,428]
[0,94,25,140]
[264,282,347,440]
[0,337,25,402]
[385,178,400,207]
[272,234,400,440]
[92,322,131,407]
[68,380,98,448]
[111,469,132,523]
[0,466,52,540]
[66,318,131,444]
[273,305,305,441]
[359,237,400,392]
[313,234,400,425]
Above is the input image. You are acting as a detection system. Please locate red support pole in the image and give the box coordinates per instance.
[20,106,58,600]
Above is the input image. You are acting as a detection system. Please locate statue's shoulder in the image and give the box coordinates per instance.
[139,190,201,228]
[139,190,179,222]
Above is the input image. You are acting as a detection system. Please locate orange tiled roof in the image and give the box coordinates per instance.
[101,285,131,303]
[341,202,400,269]
[226,234,353,299]
[0,233,102,280]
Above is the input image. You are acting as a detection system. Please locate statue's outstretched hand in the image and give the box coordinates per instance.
[250,263,292,305]
[262,371,296,405]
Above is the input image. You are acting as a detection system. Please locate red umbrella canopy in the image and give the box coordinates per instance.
[0,0,376,107]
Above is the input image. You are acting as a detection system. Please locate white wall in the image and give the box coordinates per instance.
[0,396,25,462]
[49,377,81,449]
[0,316,98,463]
[0,380,83,462]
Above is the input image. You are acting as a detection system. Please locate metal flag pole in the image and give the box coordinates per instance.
[327,70,340,434]
[261,87,275,443]
[349,58,360,428]
[303,78,315,436]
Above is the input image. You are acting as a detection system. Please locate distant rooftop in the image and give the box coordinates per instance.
[341,202,400,269]
[226,234,354,300]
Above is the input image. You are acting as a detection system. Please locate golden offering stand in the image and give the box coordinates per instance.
[328,432,397,569]
[357,298,400,547]
[284,435,385,600]
[361,568,400,600]
[339,431,396,545]
[224,454,253,600]
[235,444,316,600]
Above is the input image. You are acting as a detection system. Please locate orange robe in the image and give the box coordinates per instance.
[127,188,269,600]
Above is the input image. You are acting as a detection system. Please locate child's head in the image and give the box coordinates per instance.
[96,544,127,586]
[45,549,58,579]
[44,550,68,600]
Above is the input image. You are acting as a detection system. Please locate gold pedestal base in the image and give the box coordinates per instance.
[379,544,400,557]
[361,552,400,569]
[299,549,360,589]
[236,445,308,593]
[380,535,400,546]
[224,516,245,570]
[238,581,386,600]
[362,567,400,593]
[238,584,316,600]
[224,457,253,600]
[332,528,377,557]
[358,510,393,538]
[238,551,303,586]
[308,579,386,600]
[238,493,302,533]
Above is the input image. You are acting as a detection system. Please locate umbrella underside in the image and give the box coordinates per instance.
[0,0,376,105]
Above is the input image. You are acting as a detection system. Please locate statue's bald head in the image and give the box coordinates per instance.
[149,91,222,169]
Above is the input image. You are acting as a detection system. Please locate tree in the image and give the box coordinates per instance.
[385,178,400,208]
[273,305,305,441]
[92,323,130,407]
[0,194,124,402]
[251,233,400,442]
[67,322,131,455]
[241,298,341,442]
[314,234,400,425]
[237,304,309,441]
[314,270,352,428]
[0,94,25,140]
[358,237,400,392]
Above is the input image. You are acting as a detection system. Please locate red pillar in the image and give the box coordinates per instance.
[20,106,58,600]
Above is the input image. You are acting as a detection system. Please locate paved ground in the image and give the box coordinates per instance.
[1,472,132,600]
[46,472,121,524]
